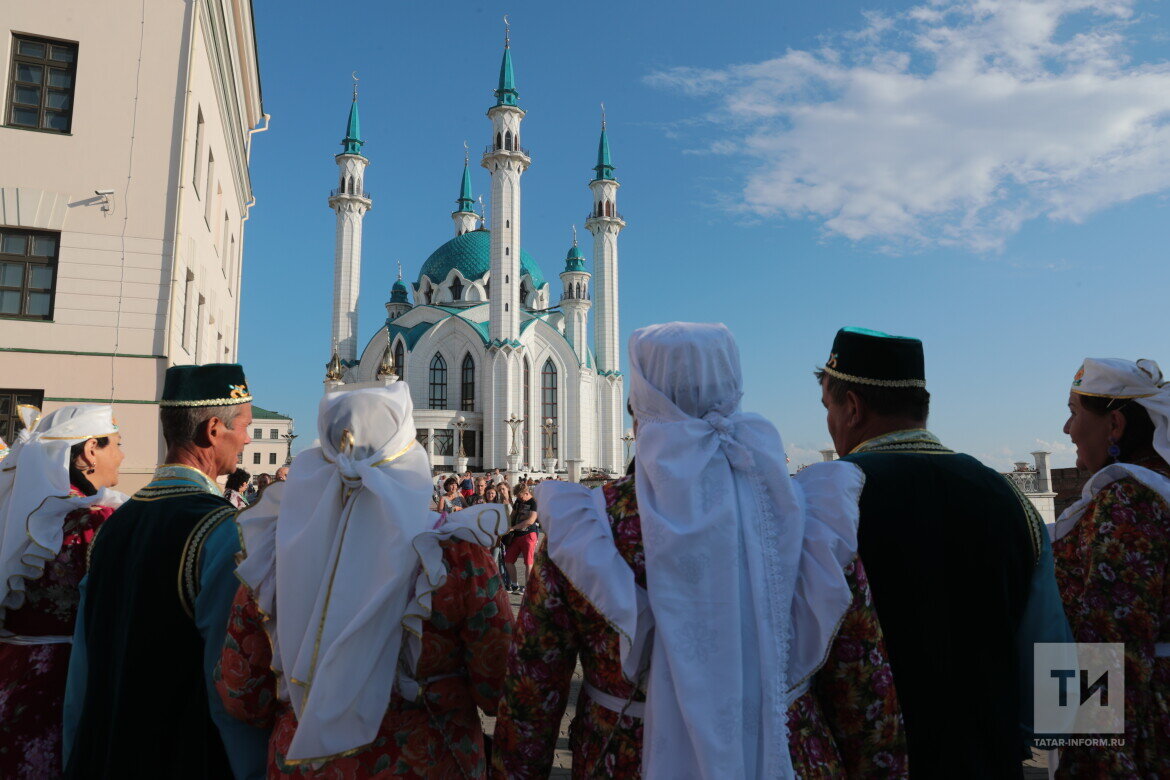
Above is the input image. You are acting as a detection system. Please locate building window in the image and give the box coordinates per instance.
[542,359,558,454]
[253,452,261,465]
[449,275,463,301]
[269,452,277,465]
[0,388,44,442]
[428,354,447,409]
[204,151,215,224]
[432,429,453,457]
[237,453,243,465]
[180,270,195,352]
[0,229,58,320]
[270,429,279,439]
[253,428,262,439]
[461,429,476,458]
[7,35,78,133]
[460,353,475,411]
[394,341,405,381]
[523,357,531,467]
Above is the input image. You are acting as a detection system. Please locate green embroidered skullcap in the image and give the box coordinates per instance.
[821,327,926,388]
[159,363,253,407]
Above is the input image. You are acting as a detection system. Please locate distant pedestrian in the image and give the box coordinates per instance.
[503,485,539,594]
[224,468,250,509]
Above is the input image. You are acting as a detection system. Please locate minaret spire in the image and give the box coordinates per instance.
[594,103,614,181]
[328,78,373,367]
[453,143,478,236]
[495,16,519,107]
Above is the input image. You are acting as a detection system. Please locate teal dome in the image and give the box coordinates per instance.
[390,278,409,303]
[564,243,586,272]
[416,229,545,290]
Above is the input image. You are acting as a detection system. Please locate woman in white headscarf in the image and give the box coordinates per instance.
[493,323,907,779]
[0,404,125,778]
[1051,358,1170,777]
[215,385,514,778]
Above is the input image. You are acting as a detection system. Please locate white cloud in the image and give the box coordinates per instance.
[646,0,1170,250]
[784,442,837,470]
[975,436,1078,471]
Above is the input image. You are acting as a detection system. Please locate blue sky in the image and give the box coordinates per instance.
[240,0,1170,469]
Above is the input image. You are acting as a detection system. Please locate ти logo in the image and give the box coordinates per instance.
[1034,643,1124,736]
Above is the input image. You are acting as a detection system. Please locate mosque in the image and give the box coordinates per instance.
[322,28,627,480]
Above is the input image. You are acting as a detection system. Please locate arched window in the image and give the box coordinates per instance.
[449,275,463,301]
[542,359,558,456]
[460,353,475,411]
[519,280,529,305]
[504,130,513,150]
[523,356,531,466]
[394,340,405,381]
[495,132,502,150]
[428,354,447,409]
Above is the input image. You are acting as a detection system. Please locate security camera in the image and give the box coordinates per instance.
[95,189,114,196]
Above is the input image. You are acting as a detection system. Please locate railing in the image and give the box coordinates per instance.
[483,144,532,158]
[1005,471,1039,493]
[585,210,626,223]
[329,188,372,199]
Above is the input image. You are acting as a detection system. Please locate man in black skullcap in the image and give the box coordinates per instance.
[64,364,268,778]
[815,328,1071,779]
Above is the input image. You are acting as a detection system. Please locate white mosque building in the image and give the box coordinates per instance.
[322,30,627,481]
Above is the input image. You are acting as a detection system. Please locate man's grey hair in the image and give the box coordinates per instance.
[159,404,244,448]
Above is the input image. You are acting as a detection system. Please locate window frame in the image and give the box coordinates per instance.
[0,227,59,321]
[460,353,475,412]
[6,34,79,134]
[432,429,454,457]
[428,353,448,410]
[541,358,558,454]
[0,388,45,442]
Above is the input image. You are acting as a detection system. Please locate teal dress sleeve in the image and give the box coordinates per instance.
[195,519,270,780]
[1016,530,1074,740]
[61,574,89,771]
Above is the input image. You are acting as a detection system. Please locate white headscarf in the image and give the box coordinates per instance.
[235,384,508,763]
[0,404,126,632]
[551,322,862,779]
[1072,357,1170,465]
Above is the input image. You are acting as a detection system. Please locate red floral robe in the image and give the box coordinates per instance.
[0,487,111,779]
[1053,457,1170,778]
[215,538,514,778]
[492,474,908,779]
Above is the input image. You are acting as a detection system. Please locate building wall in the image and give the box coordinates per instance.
[240,416,293,474]
[0,0,262,492]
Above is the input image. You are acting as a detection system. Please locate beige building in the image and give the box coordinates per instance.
[0,0,265,491]
[238,406,293,474]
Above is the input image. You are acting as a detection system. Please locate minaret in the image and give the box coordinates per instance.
[385,262,412,321]
[481,20,529,347]
[585,106,626,471]
[480,19,531,472]
[452,144,478,236]
[327,79,372,365]
[559,226,591,362]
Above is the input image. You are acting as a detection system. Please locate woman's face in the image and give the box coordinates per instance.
[1064,393,1120,472]
[484,488,497,502]
[445,482,458,494]
[85,433,124,489]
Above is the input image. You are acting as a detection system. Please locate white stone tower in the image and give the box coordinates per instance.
[327,84,371,365]
[480,23,531,469]
[585,110,626,471]
[452,145,479,236]
[559,226,591,361]
[384,262,412,321]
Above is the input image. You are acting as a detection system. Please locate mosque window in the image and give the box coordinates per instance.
[428,353,448,409]
[495,132,502,150]
[449,275,463,300]
[7,35,78,133]
[519,280,529,304]
[504,130,513,150]
[0,228,58,320]
[461,353,475,411]
[542,359,558,454]
[394,341,405,381]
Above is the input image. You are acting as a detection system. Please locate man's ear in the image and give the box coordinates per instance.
[198,416,224,447]
[844,389,866,428]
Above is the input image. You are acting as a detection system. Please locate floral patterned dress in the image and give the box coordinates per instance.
[1053,457,1170,778]
[0,486,112,778]
[216,538,514,778]
[492,474,908,779]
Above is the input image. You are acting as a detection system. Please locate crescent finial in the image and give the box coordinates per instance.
[351,71,359,100]
[503,15,511,47]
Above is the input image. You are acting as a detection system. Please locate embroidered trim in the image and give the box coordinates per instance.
[1071,389,1158,400]
[849,429,953,455]
[821,365,927,389]
[178,506,235,619]
[158,395,253,408]
[1001,477,1044,565]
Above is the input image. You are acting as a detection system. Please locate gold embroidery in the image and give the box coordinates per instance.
[822,365,927,389]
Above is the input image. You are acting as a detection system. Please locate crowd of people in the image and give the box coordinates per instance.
[0,322,1166,779]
